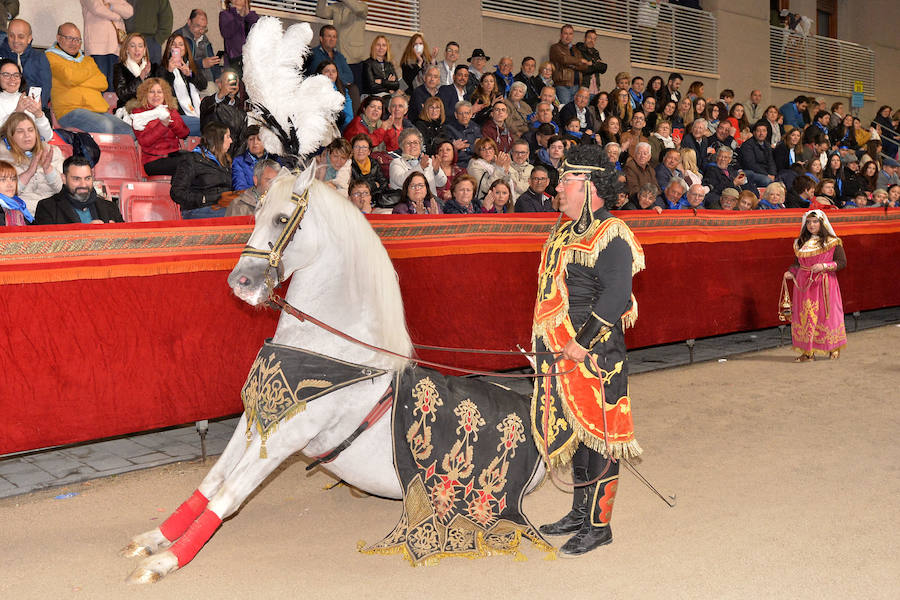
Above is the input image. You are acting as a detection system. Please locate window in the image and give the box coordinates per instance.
[816,0,837,39]
[253,0,420,33]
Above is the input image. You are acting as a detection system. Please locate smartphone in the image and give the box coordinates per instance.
[216,50,225,59]
[28,86,41,101]
[171,47,181,58]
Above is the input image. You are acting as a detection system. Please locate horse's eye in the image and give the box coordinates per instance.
[276,215,289,226]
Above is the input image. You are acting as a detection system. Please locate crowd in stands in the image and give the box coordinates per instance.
[1,3,900,226]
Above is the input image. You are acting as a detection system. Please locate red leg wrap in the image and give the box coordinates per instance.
[169,509,222,568]
[159,489,209,542]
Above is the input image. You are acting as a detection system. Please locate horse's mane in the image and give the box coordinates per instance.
[303,179,413,371]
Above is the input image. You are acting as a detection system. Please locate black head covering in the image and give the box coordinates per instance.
[559,144,621,233]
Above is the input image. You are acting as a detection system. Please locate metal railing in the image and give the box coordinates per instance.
[482,0,718,74]
[253,0,420,33]
[769,25,875,98]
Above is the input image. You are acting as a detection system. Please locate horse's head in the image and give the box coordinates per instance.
[228,164,318,305]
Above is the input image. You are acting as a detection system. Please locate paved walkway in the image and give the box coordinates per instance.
[3,307,897,500]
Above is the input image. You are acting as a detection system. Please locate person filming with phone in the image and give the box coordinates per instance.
[199,67,246,145]
[152,33,206,137]
[175,9,223,97]
[0,59,52,142]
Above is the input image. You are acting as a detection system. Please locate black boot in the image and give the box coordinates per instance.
[559,449,619,557]
[539,448,589,536]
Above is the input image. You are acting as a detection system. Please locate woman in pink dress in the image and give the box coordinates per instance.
[784,210,847,361]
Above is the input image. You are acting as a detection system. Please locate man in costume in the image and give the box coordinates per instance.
[531,144,645,557]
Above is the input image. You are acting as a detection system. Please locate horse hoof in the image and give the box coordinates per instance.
[120,542,151,558]
[126,567,161,584]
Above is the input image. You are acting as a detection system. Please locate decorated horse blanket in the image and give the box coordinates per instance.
[362,367,553,565]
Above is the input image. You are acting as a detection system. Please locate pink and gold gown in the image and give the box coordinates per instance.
[789,236,847,355]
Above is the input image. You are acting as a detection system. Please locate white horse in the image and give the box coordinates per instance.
[122,166,546,583]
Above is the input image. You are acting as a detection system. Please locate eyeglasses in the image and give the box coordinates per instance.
[352,145,369,151]
[350,191,371,198]
[531,176,549,181]
[0,72,21,79]
[59,35,82,44]
[560,176,587,185]
[409,183,427,190]
[403,140,421,146]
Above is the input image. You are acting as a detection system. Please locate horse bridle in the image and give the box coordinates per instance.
[239,189,309,292]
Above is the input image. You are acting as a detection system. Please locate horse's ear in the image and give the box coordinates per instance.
[295,158,317,193]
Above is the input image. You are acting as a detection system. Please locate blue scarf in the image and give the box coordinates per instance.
[0,192,34,222]
[45,44,85,63]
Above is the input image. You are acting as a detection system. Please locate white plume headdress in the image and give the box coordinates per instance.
[242,17,345,166]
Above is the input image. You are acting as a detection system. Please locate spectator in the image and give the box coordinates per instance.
[480,179,514,213]
[708,120,738,166]
[316,59,353,131]
[525,122,556,164]
[759,181,787,209]
[628,76,644,110]
[0,158,32,225]
[672,97,693,134]
[346,179,373,214]
[814,177,838,208]
[218,0,258,74]
[702,146,752,207]
[665,72,683,104]
[437,41,459,86]
[598,115,621,147]
[738,121,777,187]
[535,134,564,190]
[685,183,708,209]
[507,139,533,197]
[736,189,758,210]
[620,111,649,158]
[646,75,665,107]
[829,113,858,151]
[348,133,389,206]
[609,88,632,125]
[444,100,481,168]
[1,19,51,110]
[611,71,629,93]
[805,156,823,183]
[467,137,511,201]
[886,184,900,207]
[830,102,845,130]
[536,61,555,95]
[659,176,689,209]
[859,139,882,170]
[468,72,500,125]
[655,148,683,192]
[514,164,553,212]
[0,59,51,140]
[437,64,469,118]
[79,0,132,92]
[762,104,782,146]
[232,124,278,191]
[113,33,154,109]
[872,104,898,159]
[399,32,435,91]
[785,174,814,208]
[502,81,532,139]
[822,152,843,181]
[681,118,711,166]
[414,96,447,155]
[538,85,560,114]
[716,186,739,210]
[703,102,721,135]
[686,81,703,101]
[803,110,831,146]
[773,127,802,173]
[389,127,447,191]
[314,0,368,64]
[636,182,663,213]
[130,77,188,176]
[433,138,463,205]
[548,24,588,105]
[718,88,734,111]
[176,9,222,96]
[381,94,411,152]
[361,35,399,98]
[199,68,246,144]
[572,29,606,91]
[588,91,609,127]
[556,87,595,137]
[315,137,352,195]
[624,141,655,198]
[529,101,557,132]
[342,96,388,151]
[859,160,879,193]
[649,119,675,164]
[836,154,864,205]
[466,48,489,87]
[443,173,479,214]
[779,95,808,131]
[154,33,206,136]
[123,0,171,65]
[514,56,541,106]
[33,154,123,224]
[494,56,514,96]
[393,170,441,214]
[746,89,764,123]
[691,97,707,123]
[46,23,133,135]
[610,190,636,210]
[679,147,702,188]
[170,121,233,219]
[408,64,440,122]
[481,100,514,153]
[869,188,889,207]
[225,157,279,216]
[0,111,62,214]
[877,157,900,189]
[307,24,355,107]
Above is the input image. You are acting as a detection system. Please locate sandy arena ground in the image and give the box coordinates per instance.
[1,326,898,600]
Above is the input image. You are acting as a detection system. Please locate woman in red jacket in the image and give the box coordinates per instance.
[130,78,190,176]
[342,96,390,151]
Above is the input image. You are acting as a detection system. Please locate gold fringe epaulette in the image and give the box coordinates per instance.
[794,236,842,258]
[564,217,646,276]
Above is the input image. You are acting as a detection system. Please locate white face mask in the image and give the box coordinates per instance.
[413,43,424,55]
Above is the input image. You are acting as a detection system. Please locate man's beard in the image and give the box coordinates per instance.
[71,187,91,202]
